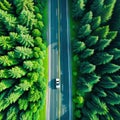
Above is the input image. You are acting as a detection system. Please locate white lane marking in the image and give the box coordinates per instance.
[66,0,72,120]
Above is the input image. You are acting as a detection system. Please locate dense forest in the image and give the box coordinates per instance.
[71,0,120,119]
[0,0,47,119]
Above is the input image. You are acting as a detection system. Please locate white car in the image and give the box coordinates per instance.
[56,78,60,89]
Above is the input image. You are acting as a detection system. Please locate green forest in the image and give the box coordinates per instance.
[71,0,120,119]
[0,0,47,119]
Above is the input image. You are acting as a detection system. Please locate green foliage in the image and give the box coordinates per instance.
[18,97,29,110]
[0,0,47,117]
[34,37,42,46]
[109,48,120,60]
[35,21,44,30]
[80,49,94,59]
[23,60,39,71]
[89,95,108,115]
[84,74,100,85]
[18,9,36,29]
[78,82,92,93]
[17,34,34,47]
[105,91,120,105]
[0,69,9,79]
[8,66,26,78]
[98,63,120,74]
[36,13,42,20]
[85,36,99,47]
[6,106,18,120]
[15,46,33,59]
[28,85,41,102]
[80,62,96,74]
[72,0,120,119]
[91,52,113,65]
[0,0,12,13]
[93,26,109,39]
[74,110,81,118]
[99,76,117,89]
[73,41,86,53]
[90,0,104,16]
[80,11,93,25]
[95,87,107,97]
[0,36,13,50]
[16,25,29,34]
[32,29,41,37]
[72,0,85,19]
[94,39,112,51]
[78,24,91,39]
[91,16,101,30]
[0,55,18,67]
[0,9,16,31]
[101,0,116,23]
[111,75,120,84]
[0,79,15,92]
[106,31,117,39]
[13,0,34,14]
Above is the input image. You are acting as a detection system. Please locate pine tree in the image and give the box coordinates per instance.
[18,9,36,29]
[98,76,117,89]
[80,48,94,59]
[90,0,104,16]
[13,0,34,14]
[0,79,15,92]
[106,31,117,39]
[93,26,109,39]
[78,24,91,39]
[17,34,34,47]
[94,39,112,51]
[14,46,33,59]
[72,0,85,19]
[80,62,96,74]
[98,63,120,74]
[91,16,101,30]
[90,95,108,115]
[18,97,29,110]
[101,0,116,23]
[85,36,99,47]
[73,41,86,53]
[84,74,100,85]
[105,91,120,105]
[90,52,113,65]
[80,11,93,25]
[94,87,107,97]
[109,48,120,60]
[8,66,26,78]
[6,106,18,120]
[0,9,16,31]
[0,36,14,50]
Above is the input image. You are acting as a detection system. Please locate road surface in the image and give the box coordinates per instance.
[47,0,72,119]
[59,0,72,119]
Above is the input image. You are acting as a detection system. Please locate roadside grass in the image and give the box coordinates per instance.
[69,0,79,119]
[39,1,48,120]
[42,0,48,41]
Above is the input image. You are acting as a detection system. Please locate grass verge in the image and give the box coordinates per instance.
[69,1,79,120]
[39,1,48,120]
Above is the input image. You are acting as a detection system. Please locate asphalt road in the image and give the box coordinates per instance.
[47,0,72,119]
[59,0,72,119]
[47,0,60,120]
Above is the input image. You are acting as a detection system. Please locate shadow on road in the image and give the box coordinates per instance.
[48,78,56,89]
